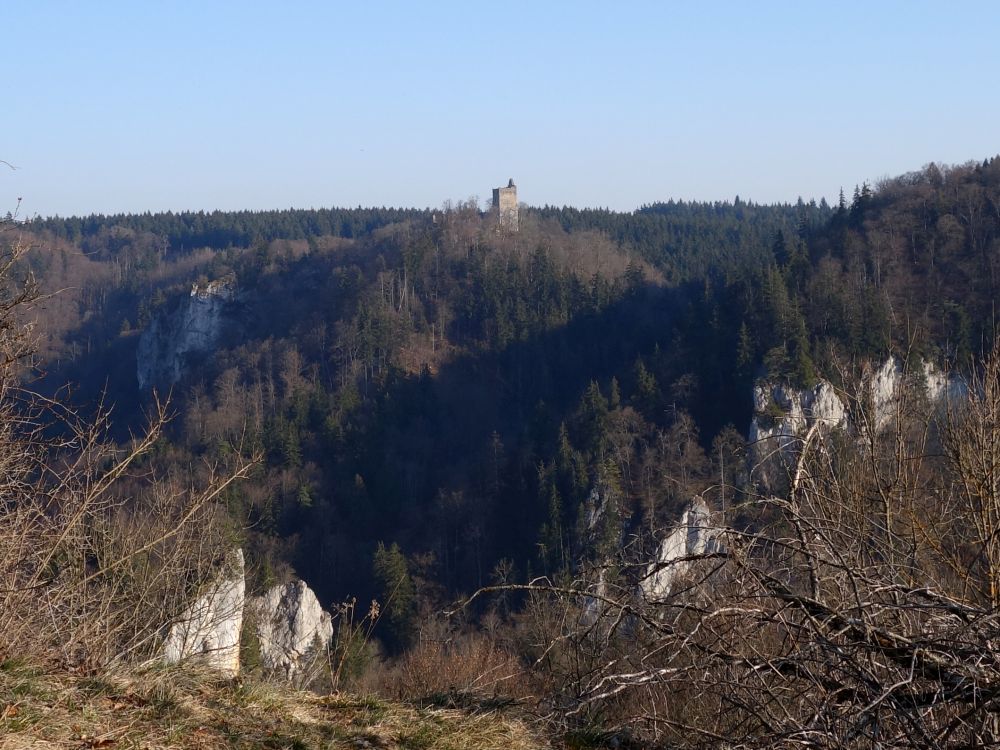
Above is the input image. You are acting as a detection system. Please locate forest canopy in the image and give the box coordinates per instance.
[3,156,1000,745]
[12,157,1000,648]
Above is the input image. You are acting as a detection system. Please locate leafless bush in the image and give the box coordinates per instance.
[371,616,524,705]
[0,229,255,669]
[487,346,1000,747]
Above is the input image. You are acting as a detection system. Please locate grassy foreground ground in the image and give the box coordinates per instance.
[0,661,542,750]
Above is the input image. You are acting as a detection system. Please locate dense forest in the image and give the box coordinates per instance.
[13,157,1000,656]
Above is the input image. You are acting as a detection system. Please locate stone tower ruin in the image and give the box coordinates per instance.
[492,178,518,232]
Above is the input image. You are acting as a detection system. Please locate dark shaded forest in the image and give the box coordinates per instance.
[15,157,1000,651]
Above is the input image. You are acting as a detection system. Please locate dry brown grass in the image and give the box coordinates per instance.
[0,660,542,750]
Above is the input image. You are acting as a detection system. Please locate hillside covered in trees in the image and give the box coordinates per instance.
[1,156,999,745]
[12,159,998,632]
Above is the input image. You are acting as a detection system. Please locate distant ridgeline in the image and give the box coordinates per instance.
[533,198,831,280]
[29,206,432,253]
[28,198,824,281]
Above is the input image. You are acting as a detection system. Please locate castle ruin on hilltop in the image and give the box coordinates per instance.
[492,178,518,232]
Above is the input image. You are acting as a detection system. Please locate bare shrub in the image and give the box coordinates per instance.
[0,227,255,669]
[372,618,523,705]
[485,345,1000,747]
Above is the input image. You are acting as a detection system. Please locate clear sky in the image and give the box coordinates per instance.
[4,1,998,218]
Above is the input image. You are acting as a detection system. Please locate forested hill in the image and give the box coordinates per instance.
[13,157,1000,648]
[536,197,831,281]
[30,206,429,251]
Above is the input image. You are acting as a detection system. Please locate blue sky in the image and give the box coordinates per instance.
[4,1,998,217]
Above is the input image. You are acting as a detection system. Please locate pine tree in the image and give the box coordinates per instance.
[372,542,417,652]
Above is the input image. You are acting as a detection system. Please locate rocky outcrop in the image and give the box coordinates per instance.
[749,357,966,485]
[137,276,237,391]
[869,357,903,430]
[581,568,609,626]
[160,549,334,681]
[249,580,334,681]
[749,380,847,458]
[163,549,245,677]
[922,360,968,406]
[640,496,722,602]
[579,482,623,624]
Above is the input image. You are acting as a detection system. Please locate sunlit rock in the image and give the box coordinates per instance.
[163,549,245,677]
[749,379,847,483]
[869,357,904,430]
[137,276,236,390]
[249,580,333,681]
[640,496,722,602]
[750,357,966,488]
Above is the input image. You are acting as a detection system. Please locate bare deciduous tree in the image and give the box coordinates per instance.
[0,223,256,670]
[489,347,1000,747]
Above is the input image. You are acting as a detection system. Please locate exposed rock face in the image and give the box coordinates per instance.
[749,380,847,458]
[640,497,722,602]
[579,477,625,559]
[749,357,966,486]
[922,361,968,409]
[584,485,609,531]
[137,276,236,391]
[249,580,333,681]
[163,549,245,677]
[870,357,904,431]
[160,550,333,681]
[581,568,609,626]
[579,482,623,623]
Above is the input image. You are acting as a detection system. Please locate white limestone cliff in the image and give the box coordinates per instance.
[163,549,245,677]
[749,357,965,484]
[640,496,722,602]
[869,357,903,430]
[922,360,968,410]
[137,276,236,390]
[161,550,335,681]
[249,580,334,681]
[749,379,847,459]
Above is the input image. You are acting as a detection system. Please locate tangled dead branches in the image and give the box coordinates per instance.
[0,223,256,670]
[476,346,1000,748]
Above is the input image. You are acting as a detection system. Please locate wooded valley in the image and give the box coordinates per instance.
[4,157,1000,746]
